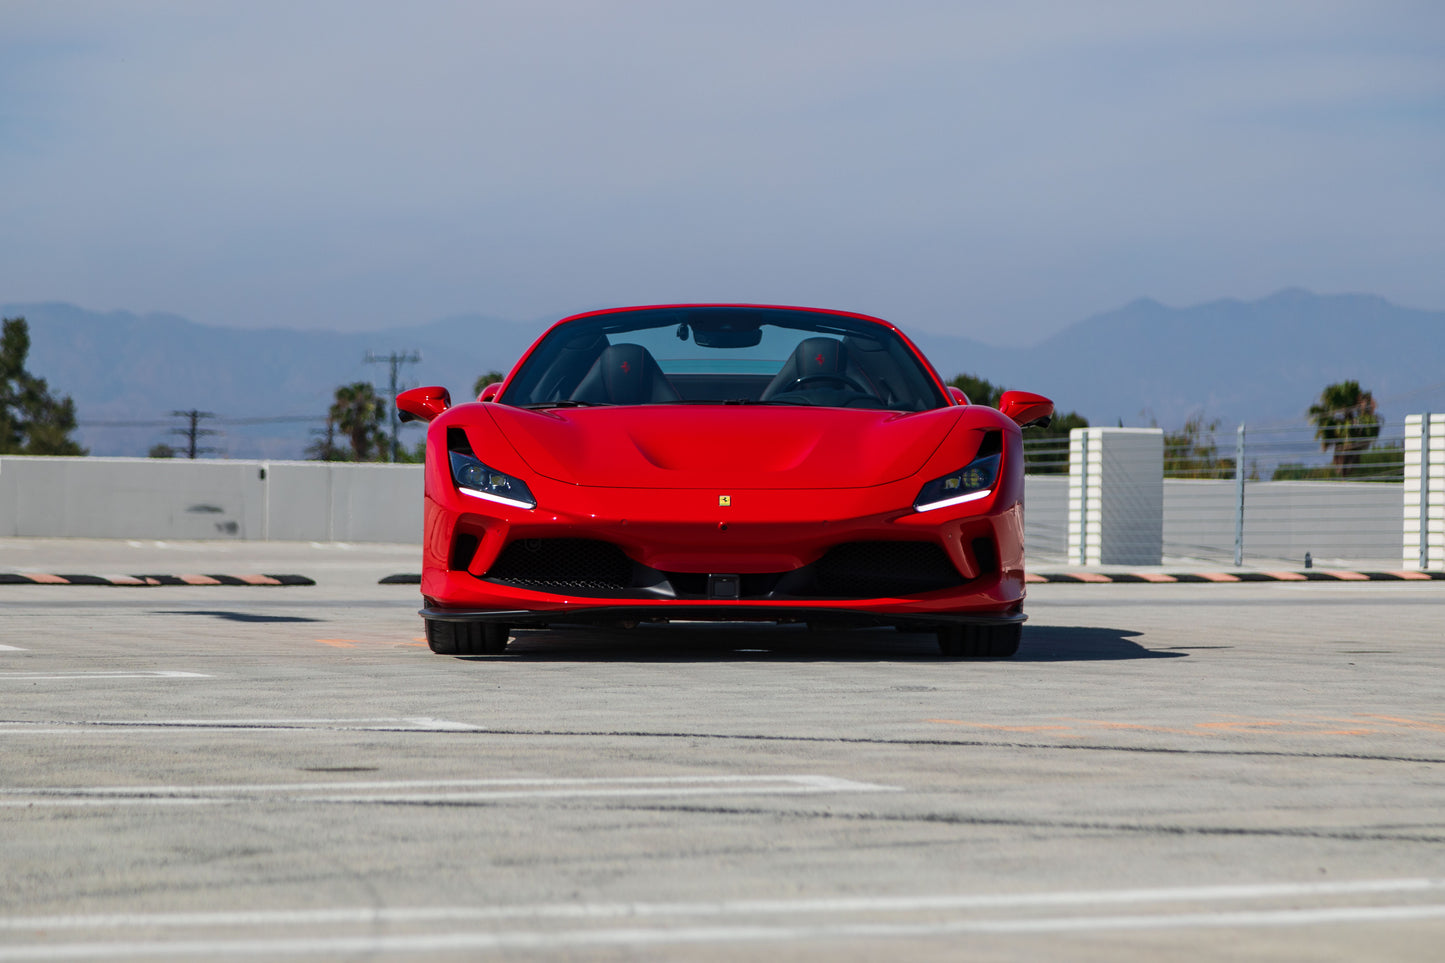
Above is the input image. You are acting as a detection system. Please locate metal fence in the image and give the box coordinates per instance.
[1022,421,1410,567]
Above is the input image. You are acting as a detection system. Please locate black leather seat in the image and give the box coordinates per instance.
[760,337,865,400]
[570,343,680,405]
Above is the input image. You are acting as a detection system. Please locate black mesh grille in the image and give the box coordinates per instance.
[814,541,964,597]
[486,538,632,591]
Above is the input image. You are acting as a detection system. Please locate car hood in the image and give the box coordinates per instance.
[484,404,960,489]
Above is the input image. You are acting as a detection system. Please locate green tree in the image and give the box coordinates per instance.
[326,382,386,461]
[1163,415,1235,479]
[1308,380,1380,477]
[148,443,177,458]
[946,373,1003,408]
[947,372,1087,474]
[305,415,349,461]
[473,370,508,399]
[0,317,87,455]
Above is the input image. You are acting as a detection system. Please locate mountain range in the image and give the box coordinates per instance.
[4,290,1442,459]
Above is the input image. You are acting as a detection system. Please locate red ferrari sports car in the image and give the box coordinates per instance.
[397,304,1053,658]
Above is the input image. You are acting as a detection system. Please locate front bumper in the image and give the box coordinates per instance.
[421,473,1028,621]
[420,604,1027,631]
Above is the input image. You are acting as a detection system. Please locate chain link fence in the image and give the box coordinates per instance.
[1023,421,1411,567]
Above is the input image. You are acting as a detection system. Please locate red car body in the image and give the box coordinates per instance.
[398,304,1053,657]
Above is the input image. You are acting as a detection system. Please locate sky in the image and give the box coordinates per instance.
[2,1,1442,345]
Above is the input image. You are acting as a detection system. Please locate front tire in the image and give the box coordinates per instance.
[425,619,509,655]
[938,623,1020,659]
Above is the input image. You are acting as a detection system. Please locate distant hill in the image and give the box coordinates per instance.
[910,288,1445,430]
[4,291,1442,458]
[2,303,551,458]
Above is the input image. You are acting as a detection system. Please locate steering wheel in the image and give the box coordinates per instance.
[784,373,870,394]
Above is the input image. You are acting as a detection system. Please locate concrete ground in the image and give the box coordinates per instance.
[1,539,1444,961]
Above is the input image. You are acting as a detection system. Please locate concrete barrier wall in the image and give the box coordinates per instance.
[0,456,1407,563]
[0,456,422,543]
[1023,475,1069,559]
[1165,479,1403,565]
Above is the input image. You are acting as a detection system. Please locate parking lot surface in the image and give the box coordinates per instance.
[2,540,1443,961]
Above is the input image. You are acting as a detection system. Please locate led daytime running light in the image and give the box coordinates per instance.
[448,450,536,509]
[914,452,1000,512]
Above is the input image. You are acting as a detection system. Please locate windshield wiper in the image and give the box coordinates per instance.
[518,400,613,409]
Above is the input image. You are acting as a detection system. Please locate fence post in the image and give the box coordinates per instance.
[1233,424,1246,567]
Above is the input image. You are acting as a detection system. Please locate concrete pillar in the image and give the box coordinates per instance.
[1068,428,1163,566]
[1404,414,1445,569]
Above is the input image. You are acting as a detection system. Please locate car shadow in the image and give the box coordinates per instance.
[455,622,1178,663]
[153,610,325,624]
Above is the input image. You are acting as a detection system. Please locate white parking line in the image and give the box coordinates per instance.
[0,774,897,808]
[2,877,1441,930]
[0,671,210,681]
[1,882,1444,959]
[0,717,481,733]
[0,644,26,651]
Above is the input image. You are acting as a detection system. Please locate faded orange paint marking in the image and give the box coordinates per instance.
[179,574,222,586]
[316,639,359,648]
[1321,569,1369,581]
[1262,571,1308,581]
[1196,572,1240,583]
[1134,572,1177,583]
[1063,720,1193,734]
[103,575,147,585]
[1196,720,1287,731]
[1387,570,1432,580]
[24,573,70,584]
[236,574,282,585]
[1024,573,1045,583]
[1071,572,1113,583]
[1355,714,1445,732]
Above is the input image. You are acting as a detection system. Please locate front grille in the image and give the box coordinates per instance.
[814,541,964,597]
[486,538,633,591]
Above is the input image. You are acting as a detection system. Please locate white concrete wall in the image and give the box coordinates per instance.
[1404,413,1445,569]
[1023,474,1069,560]
[1068,428,1164,566]
[1166,479,1402,565]
[0,457,421,543]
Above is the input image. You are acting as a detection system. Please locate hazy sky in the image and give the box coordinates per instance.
[2,1,1441,344]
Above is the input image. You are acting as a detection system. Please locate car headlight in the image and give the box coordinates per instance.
[913,453,999,512]
[448,450,536,509]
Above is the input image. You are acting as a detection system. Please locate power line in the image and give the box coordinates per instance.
[170,409,219,459]
[365,350,422,463]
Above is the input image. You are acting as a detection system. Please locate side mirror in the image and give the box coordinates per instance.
[396,386,451,423]
[947,386,969,406]
[999,390,1054,429]
[477,382,503,402]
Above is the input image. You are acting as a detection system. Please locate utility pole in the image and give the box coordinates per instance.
[365,350,421,462]
[170,410,219,459]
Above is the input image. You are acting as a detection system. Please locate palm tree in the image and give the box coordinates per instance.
[1308,381,1380,477]
[329,382,385,461]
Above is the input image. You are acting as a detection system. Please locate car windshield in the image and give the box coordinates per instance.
[499,307,948,411]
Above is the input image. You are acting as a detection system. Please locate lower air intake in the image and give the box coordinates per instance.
[486,538,633,591]
[814,541,964,597]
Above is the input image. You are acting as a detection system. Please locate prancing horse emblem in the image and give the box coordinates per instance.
[718,495,731,507]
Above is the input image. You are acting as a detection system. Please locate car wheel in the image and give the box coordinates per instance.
[937,624,1020,659]
[424,620,510,655]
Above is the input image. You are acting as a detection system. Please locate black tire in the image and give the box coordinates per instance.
[425,619,509,655]
[937,623,1021,659]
